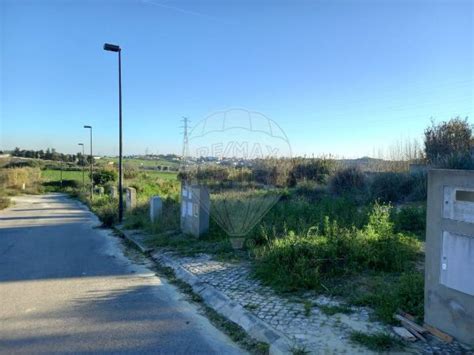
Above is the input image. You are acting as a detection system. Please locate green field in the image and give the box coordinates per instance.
[102,157,179,169]
[42,169,89,182]
[42,169,177,181]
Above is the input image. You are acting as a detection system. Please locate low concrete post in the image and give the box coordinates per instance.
[109,186,118,199]
[125,187,137,211]
[149,196,163,223]
[180,184,210,238]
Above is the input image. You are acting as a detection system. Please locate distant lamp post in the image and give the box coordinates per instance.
[103,42,123,223]
[78,143,85,190]
[83,125,93,199]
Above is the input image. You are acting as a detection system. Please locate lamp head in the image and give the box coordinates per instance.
[104,43,121,52]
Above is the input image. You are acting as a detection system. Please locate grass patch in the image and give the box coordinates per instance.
[349,331,404,351]
[290,345,310,355]
[146,230,239,261]
[347,272,424,324]
[317,304,353,316]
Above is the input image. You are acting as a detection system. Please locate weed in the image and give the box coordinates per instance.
[303,300,313,317]
[317,304,353,316]
[253,204,421,292]
[290,344,310,355]
[347,272,424,324]
[394,204,426,238]
[349,331,404,351]
[244,303,259,311]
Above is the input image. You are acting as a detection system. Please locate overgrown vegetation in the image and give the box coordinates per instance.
[424,117,473,169]
[252,204,422,291]
[11,117,468,340]
[349,331,404,351]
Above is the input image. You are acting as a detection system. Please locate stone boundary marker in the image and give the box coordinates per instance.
[125,187,137,211]
[116,226,291,354]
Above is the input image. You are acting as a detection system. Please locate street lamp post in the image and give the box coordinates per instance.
[83,125,93,199]
[78,143,85,191]
[103,43,123,223]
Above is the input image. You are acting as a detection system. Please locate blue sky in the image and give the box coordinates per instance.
[1,0,472,158]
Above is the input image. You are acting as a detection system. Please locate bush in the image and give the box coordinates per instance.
[291,158,335,184]
[124,164,139,179]
[43,179,80,189]
[351,272,424,323]
[253,204,421,292]
[424,117,473,168]
[370,172,428,203]
[329,167,367,195]
[394,205,426,237]
[90,196,118,227]
[92,169,117,186]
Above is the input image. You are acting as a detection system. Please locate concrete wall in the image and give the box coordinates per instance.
[425,169,474,346]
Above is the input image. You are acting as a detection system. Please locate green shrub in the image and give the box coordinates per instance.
[350,331,404,351]
[253,204,421,291]
[92,169,117,186]
[43,179,80,190]
[394,205,426,237]
[370,173,407,203]
[351,272,424,323]
[370,172,428,203]
[124,164,139,179]
[395,272,424,321]
[329,167,367,196]
[291,158,335,184]
[90,196,118,227]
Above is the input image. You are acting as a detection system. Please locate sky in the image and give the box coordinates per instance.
[0,0,473,158]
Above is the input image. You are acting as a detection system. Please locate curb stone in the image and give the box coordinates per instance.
[116,226,292,354]
[151,251,292,355]
[115,225,153,255]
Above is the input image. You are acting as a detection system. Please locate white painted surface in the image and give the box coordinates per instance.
[440,231,474,296]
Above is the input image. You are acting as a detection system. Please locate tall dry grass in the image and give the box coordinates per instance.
[0,167,42,192]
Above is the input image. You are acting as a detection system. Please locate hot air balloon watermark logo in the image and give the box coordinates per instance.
[181,108,292,239]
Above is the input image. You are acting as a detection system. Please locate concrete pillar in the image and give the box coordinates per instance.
[125,187,137,211]
[180,184,210,238]
[149,196,163,223]
[425,169,474,346]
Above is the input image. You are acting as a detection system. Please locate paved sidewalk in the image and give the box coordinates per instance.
[118,227,472,354]
[153,251,386,354]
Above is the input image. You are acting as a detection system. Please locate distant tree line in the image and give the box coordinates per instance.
[11,147,90,165]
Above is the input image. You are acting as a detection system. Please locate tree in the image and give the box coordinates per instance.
[424,117,473,169]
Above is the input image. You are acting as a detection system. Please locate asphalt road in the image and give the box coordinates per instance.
[0,193,244,354]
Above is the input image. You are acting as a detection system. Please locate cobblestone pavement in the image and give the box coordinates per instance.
[162,253,387,353]
[156,251,472,354]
